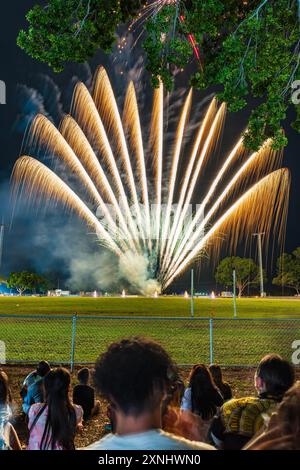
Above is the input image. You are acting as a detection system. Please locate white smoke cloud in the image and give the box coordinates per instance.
[119,251,161,295]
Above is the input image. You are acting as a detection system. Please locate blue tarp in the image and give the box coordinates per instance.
[0,283,18,295]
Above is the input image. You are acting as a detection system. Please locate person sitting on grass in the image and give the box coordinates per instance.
[28,367,83,450]
[209,364,233,401]
[181,364,224,419]
[0,370,21,450]
[73,368,100,420]
[244,380,300,450]
[22,361,51,415]
[209,353,295,450]
[84,337,215,450]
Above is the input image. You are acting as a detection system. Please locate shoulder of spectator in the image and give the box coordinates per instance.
[222,396,256,413]
[162,430,216,450]
[28,402,44,416]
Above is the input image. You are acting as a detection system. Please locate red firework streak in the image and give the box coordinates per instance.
[179,15,203,71]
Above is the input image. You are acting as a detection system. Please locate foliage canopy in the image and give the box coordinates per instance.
[18,0,300,150]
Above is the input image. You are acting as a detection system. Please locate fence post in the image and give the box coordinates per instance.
[70,314,77,372]
[209,318,214,364]
[233,268,237,318]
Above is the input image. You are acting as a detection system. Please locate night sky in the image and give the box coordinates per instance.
[0,1,299,293]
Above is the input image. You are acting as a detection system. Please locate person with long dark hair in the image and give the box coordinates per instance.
[209,364,232,401]
[27,367,83,450]
[181,364,224,420]
[0,370,21,450]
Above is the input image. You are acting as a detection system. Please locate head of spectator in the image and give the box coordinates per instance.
[255,354,295,399]
[188,364,224,420]
[21,361,51,401]
[87,337,214,450]
[77,367,90,386]
[36,361,51,378]
[94,337,179,430]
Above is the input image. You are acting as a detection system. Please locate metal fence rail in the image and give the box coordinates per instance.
[0,314,299,369]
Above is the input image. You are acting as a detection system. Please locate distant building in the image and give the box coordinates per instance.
[221,291,233,298]
[194,292,209,298]
[48,289,71,297]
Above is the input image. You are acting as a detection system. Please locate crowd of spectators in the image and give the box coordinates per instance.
[0,337,298,450]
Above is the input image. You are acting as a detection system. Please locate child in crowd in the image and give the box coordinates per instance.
[22,361,51,415]
[73,367,100,420]
[28,367,83,450]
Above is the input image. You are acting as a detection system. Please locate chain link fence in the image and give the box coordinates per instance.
[0,314,299,368]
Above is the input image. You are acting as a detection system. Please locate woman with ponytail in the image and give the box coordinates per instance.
[27,367,83,450]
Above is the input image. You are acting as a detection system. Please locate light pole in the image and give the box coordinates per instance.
[191,268,194,318]
[253,232,265,297]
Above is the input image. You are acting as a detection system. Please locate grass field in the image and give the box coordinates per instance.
[1,296,300,366]
[1,295,300,317]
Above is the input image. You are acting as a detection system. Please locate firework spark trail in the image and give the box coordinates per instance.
[150,81,164,251]
[31,115,133,251]
[12,67,289,293]
[163,169,290,289]
[163,138,244,275]
[12,157,122,257]
[93,67,146,245]
[60,115,138,252]
[164,102,226,266]
[123,82,152,248]
[160,88,192,257]
[71,82,140,243]
[160,97,217,270]
[160,99,222,271]
[28,115,118,231]
[163,140,278,278]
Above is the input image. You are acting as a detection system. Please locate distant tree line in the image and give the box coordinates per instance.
[216,248,300,297]
[1,247,300,296]
[1,272,51,295]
